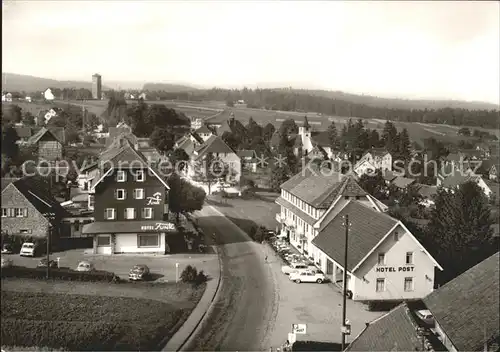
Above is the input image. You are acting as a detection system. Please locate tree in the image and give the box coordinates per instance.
[127,100,149,137]
[279,119,298,135]
[246,117,262,139]
[2,125,20,160]
[150,128,175,154]
[357,170,388,200]
[167,173,183,223]
[22,111,35,125]
[262,123,275,142]
[5,104,22,123]
[226,100,234,107]
[65,128,80,145]
[221,131,240,151]
[270,165,289,192]
[369,129,381,148]
[426,182,495,283]
[381,121,398,153]
[458,127,471,136]
[327,122,338,150]
[169,148,190,171]
[397,128,412,162]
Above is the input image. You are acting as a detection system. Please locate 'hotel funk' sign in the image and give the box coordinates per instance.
[141,222,175,231]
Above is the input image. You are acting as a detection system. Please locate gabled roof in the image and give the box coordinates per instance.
[177,137,196,156]
[346,303,427,351]
[237,150,256,158]
[366,148,390,158]
[312,200,398,271]
[392,176,416,189]
[14,127,33,139]
[190,132,204,144]
[382,170,398,182]
[1,177,20,192]
[441,173,481,189]
[26,127,62,145]
[194,135,236,160]
[195,124,213,134]
[415,183,438,198]
[106,126,133,146]
[423,252,499,352]
[280,169,367,208]
[310,131,330,147]
[4,177,69,223]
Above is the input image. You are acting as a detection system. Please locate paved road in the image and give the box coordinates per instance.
[186,205,279,351]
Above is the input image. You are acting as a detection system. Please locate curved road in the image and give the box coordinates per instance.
[186,205,279,351]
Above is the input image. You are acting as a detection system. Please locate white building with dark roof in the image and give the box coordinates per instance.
[276,169,442,302]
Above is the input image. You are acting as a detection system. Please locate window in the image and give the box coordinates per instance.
[142,208,153,219]
[89,195,95,208]
[97,235,111,246]
[406,252,414,265]
[15,208,27,217]
[377,253,386,265]
[394,231,399,241]
[117,170,127,182]
[124,208,136,219]
[19,229,31,234]
[134,189,144,199]
[115,189,126,200]
[105,208,115,220]
[135,170,145,182]
[404,277,414,292]
[138,234,159,248]
[376,278,386,292]
[1,208,8,217]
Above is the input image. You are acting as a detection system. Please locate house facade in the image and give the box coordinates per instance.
[276,169,441,302]
[43,88,55,101]
[195,125,214,142]
[27,127,64,161]
[82,144,175,254]
[354,150,392,176]
[1,177,67,243]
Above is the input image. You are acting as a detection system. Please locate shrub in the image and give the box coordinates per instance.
[194,270,208,286]
[180,265,198,283]
[1,266,119,283]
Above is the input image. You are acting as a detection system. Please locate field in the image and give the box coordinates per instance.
[1,279,205,351]
[207,191,280,235]
[5,99,497,147]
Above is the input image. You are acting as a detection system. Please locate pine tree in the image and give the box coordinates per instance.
[398,128,412,162]
[381,121,398,153]
[327,122,338,150]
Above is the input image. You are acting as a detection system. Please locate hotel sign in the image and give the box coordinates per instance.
[376,266,415,273]
[147,192,162,205]
[141,222,175,231]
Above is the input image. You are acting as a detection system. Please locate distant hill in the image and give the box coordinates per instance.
[142,82,198,92]
[1,73,111,92]
[288,88,499,111]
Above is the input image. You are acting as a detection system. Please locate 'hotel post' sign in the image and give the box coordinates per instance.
[376,266,415,273]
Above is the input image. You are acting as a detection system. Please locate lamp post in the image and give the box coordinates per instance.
[341,214,351,350]
[175,263,179,283]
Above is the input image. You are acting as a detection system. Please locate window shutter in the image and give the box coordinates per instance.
[133,208,137,219]
[124,208,127,219]
[114,189,118,199]
[123,190,127,199]
[124,172,127,182]
[105,209,108,219]
[141,208,145,219]
[151,208,154,219]
[23,208,28,217]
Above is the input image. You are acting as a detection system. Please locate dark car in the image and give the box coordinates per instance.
[37,258,58,268]
[129,264,150,281]
[1,243,14,254]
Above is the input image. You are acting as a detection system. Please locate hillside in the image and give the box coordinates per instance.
[1,73,111,92]
[142,82,198,92]
[289,89,499,111]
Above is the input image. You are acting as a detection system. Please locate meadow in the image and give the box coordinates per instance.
[6,99,496,147]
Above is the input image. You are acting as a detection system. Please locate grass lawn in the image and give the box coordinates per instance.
[1,278,205,351]
[207,191,280,235]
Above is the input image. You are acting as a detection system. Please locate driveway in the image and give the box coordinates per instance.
[188,205,383,351]
[9,249,219,283]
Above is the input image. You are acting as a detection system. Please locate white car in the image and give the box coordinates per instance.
[416,309,435,326]
[281,262,310,275]
[289,270,326,284]
[19,242,36,257]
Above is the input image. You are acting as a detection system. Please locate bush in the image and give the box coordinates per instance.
[1,266,120,283]
[180,265,207,286]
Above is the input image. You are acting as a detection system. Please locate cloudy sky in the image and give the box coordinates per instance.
[2,1,499,103]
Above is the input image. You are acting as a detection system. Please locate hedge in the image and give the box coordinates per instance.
[1,266,119,283]
[292,341,344,351]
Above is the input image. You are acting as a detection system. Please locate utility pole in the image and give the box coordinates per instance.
[341,214,350,350]
[46,175,52,279]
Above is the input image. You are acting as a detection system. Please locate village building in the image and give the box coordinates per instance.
[43,88,55,101]
[81,141,175,254]
[174,132,204,157]
[188,135,241,185]
[1,177,68,243]
[237,149,258,172]
[391,176,416,191]
[414,183,438,207]
[276,169,442,302]
[26,127,64,161]
[438,173,493,198]
[194,124,215,142]
[353,149,393,176]
[190,117,203,131]
[2,92,13,102]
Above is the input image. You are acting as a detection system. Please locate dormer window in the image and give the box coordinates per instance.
[117,170,127,182]
[135,170,145,182]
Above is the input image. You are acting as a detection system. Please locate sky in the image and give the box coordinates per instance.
[2,1,499,104]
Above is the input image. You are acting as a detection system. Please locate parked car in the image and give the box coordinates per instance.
[37,258,58,268]
[75,261,94,272]
[1,243,14,254]
[1,256,13,268]
[129,264,151,281]
[281,262,310,275]
[289,270,326,284]
[416,309,435,326]
[19,242,36,257]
